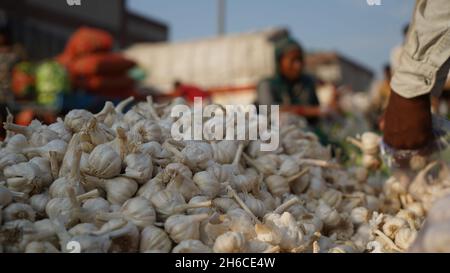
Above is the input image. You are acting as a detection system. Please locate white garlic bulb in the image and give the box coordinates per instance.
[123,152,153,184]
[3,134,28,153]
[382,216,407,239]
[2,203,36,222]
[0,152,27,172]
[86,144,122,179]
[64,109,95,133]
[80,197,111,224]
[48,117,72,142]
[25,241,59,253]
[136,173,165,200]
[173,240,212,253]
[187,196,213,215]
[164,214,209,243]
[238,193,266,218]
[212,197,239,213]
[193,171,221,198]
[97,219,140,253]
[395,228,417,250]
[4,161,50,195]
[315,200,341,227]
[351,207,369,226]
[0,185,24,208]
[213,231,246,253]
[83,175,138,206]
[4,120,59,147]
[97,197,156,229]
[23,139,67,162]
[265,169,308,197]
[140,225,172,253]
[69,223,98,236]
[29,192,49,217]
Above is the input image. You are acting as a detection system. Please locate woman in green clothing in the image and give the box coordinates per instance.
[257,37,332,125]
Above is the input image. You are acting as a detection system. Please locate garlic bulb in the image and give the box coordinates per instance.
[23,139,67,162]
[140,225,172,253]
[30,192,50,215]
[187,196,213,215]
[3,203,36,222]
[83,175,138,206]
[395,228,417,250]
[151,189,212,221]
[49,147,85,198]
[173,240,212,253]
[4,120,59,147]
[95,219,140,253]
[382,216,407,239]
[257,212,304,251]
[238,193,266,218]
[193,171,221,198]
[69,223,98,236]
[80,197,110,225]
[0,152,27,172]
[48,118,72,143]
[265,169,309,197]
[82,118,114,146]
[0,185,24,208]
[164,214,209,243]
[86,144,122,179]
[3,134,28,153]
[64,109,94,133]
[212,197,239,213]
[315,200,341,227]
[136,173,165,200]
[213,231,246,253]
[350,207,369,226]
[97,197,156,229]
[4,161,50,195]
[25,241,59,253]
[123,152,153,184]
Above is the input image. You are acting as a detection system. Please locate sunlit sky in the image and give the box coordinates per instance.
[127,0,416,77]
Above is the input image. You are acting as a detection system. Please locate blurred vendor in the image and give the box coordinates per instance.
[256,37,331,125]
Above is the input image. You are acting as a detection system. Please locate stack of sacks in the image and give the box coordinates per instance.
[56,27,137,98]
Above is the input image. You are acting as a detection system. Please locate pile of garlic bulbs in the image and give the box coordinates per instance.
[0,96,449,253]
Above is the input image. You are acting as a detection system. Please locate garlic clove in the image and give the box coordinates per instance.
[140,225,172,253]
[172,239,212,253]
[213,231,246,253]
[164,214,209,243]
[3,203,36,222]
[25,241,59,253]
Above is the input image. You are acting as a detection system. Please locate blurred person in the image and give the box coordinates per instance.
[256,37,333,126]
[383,0,450,150]
[370,65,391,115]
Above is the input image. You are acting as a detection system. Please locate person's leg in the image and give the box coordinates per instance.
[384,0,450,150]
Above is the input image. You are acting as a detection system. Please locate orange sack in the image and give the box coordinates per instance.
[71,53,136,76]
[65,27,114,58]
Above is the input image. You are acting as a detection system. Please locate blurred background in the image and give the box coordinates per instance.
[0,0,448,155]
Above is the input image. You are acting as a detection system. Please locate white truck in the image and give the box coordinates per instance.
[124,28,289,105]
